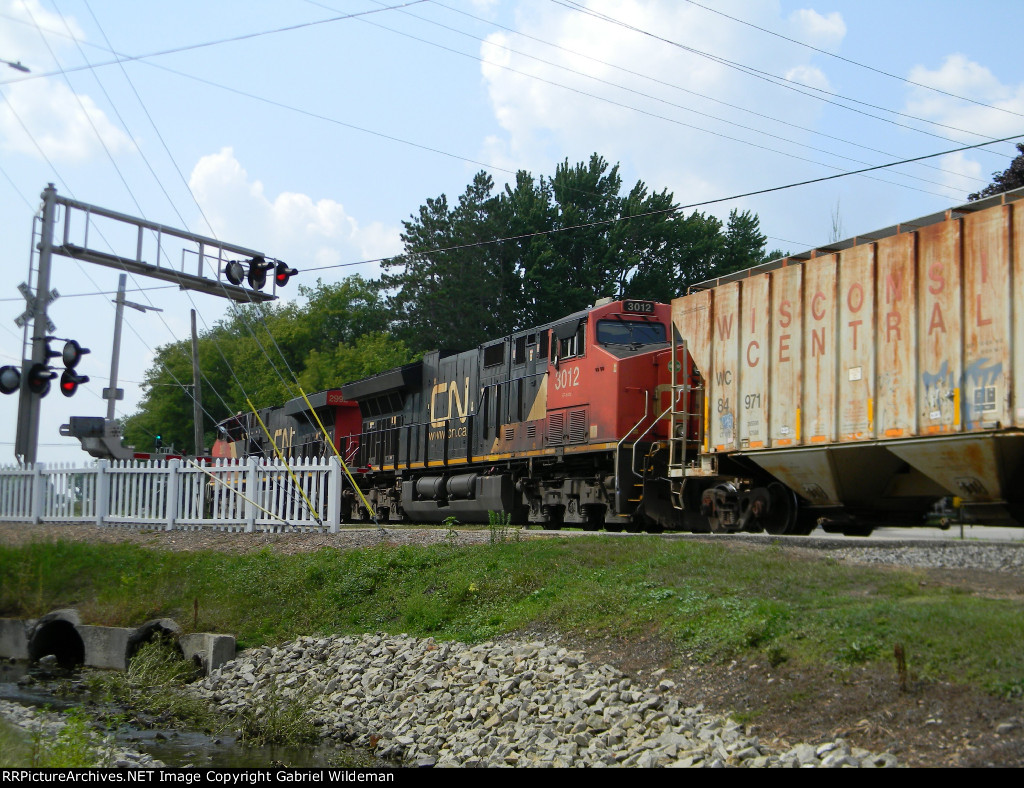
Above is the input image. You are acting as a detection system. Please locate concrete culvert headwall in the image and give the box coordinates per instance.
[126,618,183,664]
[28,616,85,669]
[2,610,234,674]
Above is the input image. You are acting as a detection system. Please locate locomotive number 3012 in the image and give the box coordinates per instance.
[553,366,580,390]
[623,300,655,313]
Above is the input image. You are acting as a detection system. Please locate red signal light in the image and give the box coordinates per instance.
[60,369,89,397]
[275,261,297,287]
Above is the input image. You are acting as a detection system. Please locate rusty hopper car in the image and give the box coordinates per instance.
[670,187,1024,535]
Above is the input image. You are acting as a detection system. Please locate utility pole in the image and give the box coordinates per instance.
[191,310,204,456]
[107,274,163,420]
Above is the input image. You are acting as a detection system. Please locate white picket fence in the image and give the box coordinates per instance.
[0,457,348,532]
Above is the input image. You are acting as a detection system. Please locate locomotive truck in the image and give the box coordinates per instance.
[214,187,1024,535]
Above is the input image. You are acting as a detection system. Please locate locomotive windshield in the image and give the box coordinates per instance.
[597,319,667,346]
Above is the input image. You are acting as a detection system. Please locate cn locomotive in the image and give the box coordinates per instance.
[214,297,696,531]
[214,187,1024,534]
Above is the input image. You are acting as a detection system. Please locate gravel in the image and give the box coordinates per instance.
[828,542,1024,575]
[191,632,898,768]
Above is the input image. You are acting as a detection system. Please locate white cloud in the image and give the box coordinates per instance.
[0,0,85,65]
[478,0,843,204]
[788,9,846,48]
[0,79,134,162]
[188,148,402,275]
[904,55,1024,148]
[0,0,132,162]
[934,151,984,194]
[784,64,831,91]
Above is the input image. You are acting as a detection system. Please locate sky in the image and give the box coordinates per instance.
[1,0,1023,464]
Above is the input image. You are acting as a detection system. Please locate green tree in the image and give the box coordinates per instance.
[382,154,763,352]
[382,172,518,352]
[712,209,769,277]
[123,276,401,453]
[969,142,1024,201]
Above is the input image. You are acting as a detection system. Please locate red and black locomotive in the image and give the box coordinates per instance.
[213,298,700,530]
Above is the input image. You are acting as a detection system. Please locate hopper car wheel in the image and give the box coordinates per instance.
[790,512,819,536]
[763,483,797,535]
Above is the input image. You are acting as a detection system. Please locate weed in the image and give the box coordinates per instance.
[88,635,220,732]
[487,510,517,544]
[237,676,319,747]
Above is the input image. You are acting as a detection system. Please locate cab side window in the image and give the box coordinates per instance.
[551,323,586,361]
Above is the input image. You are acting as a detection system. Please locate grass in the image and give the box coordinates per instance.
[1,536,1023,697]
[86,634,221,733]
[0,709,112,767]
[237,676,319,747]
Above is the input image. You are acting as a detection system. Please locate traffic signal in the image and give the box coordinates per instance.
[0,365,20,394]
[155,434,163,450]
[58,339,89,397]
[274,261,297,288]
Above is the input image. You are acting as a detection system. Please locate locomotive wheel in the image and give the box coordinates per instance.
[763,483,797,535]
[582,504,604,531]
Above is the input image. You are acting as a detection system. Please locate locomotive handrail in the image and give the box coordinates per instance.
[631,391,685,482]
[614,393,649,505]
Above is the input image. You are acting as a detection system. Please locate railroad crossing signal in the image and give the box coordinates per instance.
[13,184,285,464]
[0,366,20,394]
[26,363,55,395]
[275,261,298,287]
[59,339,89,397]
[224,256,295,292]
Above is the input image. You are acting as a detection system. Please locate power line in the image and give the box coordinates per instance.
[0,1,432,88]
[549,0,1016,154]
[424,0,990,184]
[681,0,1024,120]
[0,285,178,302]
[301,132,1024,274]
[345,2,971,198]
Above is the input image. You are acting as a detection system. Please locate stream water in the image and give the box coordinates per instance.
[0,661,371,768]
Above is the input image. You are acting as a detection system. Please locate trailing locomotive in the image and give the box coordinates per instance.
[214,187,1024,534]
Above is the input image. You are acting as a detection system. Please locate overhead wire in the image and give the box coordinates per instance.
[0,1,433,88]
[549,0,1017,154]
[300,132,1024,275]
[46,0,371,519]
[21,2,247,434]
[681,0,1024,120]
[423,0,989,185]
[339,1,970,199]
[4,4,1011,485]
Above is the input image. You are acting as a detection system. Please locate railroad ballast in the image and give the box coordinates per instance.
[213,188,1024,535]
